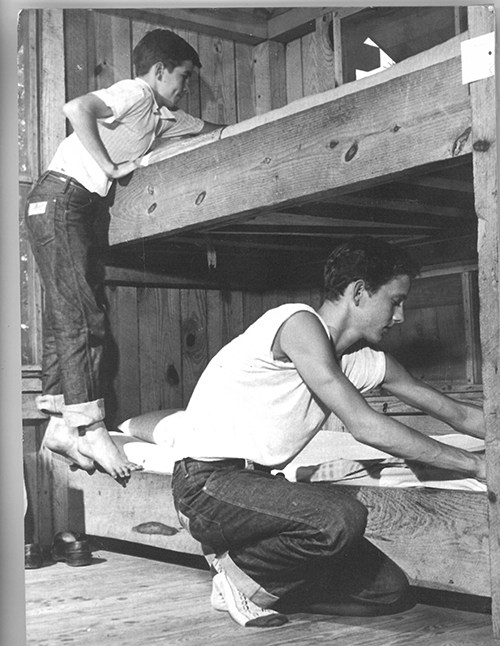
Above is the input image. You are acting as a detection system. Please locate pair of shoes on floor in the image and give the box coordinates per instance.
[210,560,288,628]
[25,543,43,569]
[51,531,92,567]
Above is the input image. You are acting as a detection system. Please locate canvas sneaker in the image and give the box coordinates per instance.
[211,571,288,628]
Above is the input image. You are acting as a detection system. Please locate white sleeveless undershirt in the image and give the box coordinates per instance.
[173,304,386,469]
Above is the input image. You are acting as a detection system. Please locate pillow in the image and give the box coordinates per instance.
[117,409,185,446]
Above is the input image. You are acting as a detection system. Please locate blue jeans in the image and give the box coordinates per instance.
[25,171,107,427]
[172,458,413,615]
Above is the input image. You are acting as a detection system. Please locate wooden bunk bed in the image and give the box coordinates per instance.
[21,5,498,638]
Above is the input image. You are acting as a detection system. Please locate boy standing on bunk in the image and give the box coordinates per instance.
[172,235,486,629]
[25,29,224,482]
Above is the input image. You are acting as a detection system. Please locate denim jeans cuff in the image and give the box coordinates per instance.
[220,553,280,608]
[36,394,65,416]
[62,398,105,428]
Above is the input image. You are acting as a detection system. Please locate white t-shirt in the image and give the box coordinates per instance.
[48,77,204,196]
[174,304,386,469]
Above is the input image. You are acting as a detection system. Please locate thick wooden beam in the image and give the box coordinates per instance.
[267,6,365,43]
[95,8,268,45]
[467,5,499,638]
[335,486,490,596]
[108,51,471,246]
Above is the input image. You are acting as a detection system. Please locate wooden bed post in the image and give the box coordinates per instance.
[468,5,500,638]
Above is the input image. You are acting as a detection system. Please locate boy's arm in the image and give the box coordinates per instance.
[277,311,485,481]
[63,94,141,179]
[381,354,486,438]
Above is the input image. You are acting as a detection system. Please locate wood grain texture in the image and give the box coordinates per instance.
[94,11,132,87]
[198,33,236,124]
[468,5,500,638]
[64,467,201,554]
[301,15,336,96]
[336,486,490,597]
[206,290,244,360]
[105,286,140,425]
[285,37,304,102]
[180,289,208,404]
[25,548,498,646]
[234,41,256,122]
[108,55,472,245]
[39,9,66,168]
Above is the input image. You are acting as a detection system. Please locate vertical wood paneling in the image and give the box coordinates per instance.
[461,271,482,384]
[105,286,140,424]
[253,40,286,115]
[207,290,244,360]
[64,10,92,102]
[39,9,66,169]
[235,41,256,122]
[94,12,132,88]
[242,291,264,330]
[301,16,336,98]
[198,34,236,124]
[434,304,467,383]
[137,288,164,413]
[285,39,304,102]
[180,289,208,405]
[176,28,201,118]
[158,289,183,409]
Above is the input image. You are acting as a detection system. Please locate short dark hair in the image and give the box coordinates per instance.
[133,29,201,76]
[324,236,420,301]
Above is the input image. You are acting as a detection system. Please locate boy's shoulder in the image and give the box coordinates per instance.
[92,77,153,114]
[95,77,146,96]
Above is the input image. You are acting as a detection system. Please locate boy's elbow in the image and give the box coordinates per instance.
[62,97,81,121]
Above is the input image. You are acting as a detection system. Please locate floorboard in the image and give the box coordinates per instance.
[25,547,497,646]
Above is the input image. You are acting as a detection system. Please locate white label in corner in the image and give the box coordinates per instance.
[461,32,495,84]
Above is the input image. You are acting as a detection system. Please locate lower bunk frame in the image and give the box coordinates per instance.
[63,465,491,598]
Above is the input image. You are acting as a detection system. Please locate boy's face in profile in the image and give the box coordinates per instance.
[156,59,194,109]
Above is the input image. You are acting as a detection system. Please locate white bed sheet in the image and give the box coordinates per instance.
[111,430,486,491]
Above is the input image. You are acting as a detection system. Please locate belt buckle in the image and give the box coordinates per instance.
[245,460,255,470]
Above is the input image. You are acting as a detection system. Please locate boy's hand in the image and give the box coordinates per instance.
[105,159,142,179]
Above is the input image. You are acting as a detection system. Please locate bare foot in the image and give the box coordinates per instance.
[43,417,95,472]
[78,423,143,480]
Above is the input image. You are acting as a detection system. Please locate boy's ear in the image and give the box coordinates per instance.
[353,280,366,306]
[154,62,164,79]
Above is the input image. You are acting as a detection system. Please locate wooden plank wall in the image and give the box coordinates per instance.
[103,265,480,427]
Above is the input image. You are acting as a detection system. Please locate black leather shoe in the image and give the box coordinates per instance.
[25,543,43,569]
[51,531,92,567]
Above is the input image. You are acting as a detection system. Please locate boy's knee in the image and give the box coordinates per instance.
[319,496,368,554]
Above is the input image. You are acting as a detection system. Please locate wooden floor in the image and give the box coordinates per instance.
[25,543,497,646]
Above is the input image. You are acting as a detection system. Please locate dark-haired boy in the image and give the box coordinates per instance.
[25,29,223,481]
[172,236,486,628]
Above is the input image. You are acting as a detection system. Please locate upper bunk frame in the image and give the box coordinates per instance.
[107,32,473,246]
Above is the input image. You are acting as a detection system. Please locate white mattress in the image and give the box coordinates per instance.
[111,430,486,492]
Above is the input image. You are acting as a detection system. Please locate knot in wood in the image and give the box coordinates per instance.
[345,142,358,162]
[473,140,491,153]
[147,202,157,214]
[195,191,207,206]
[328,140,339,150]
[452,127,471,157]
[392,125,401,133]
[263,157,272,164]
[147,185,155,195]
